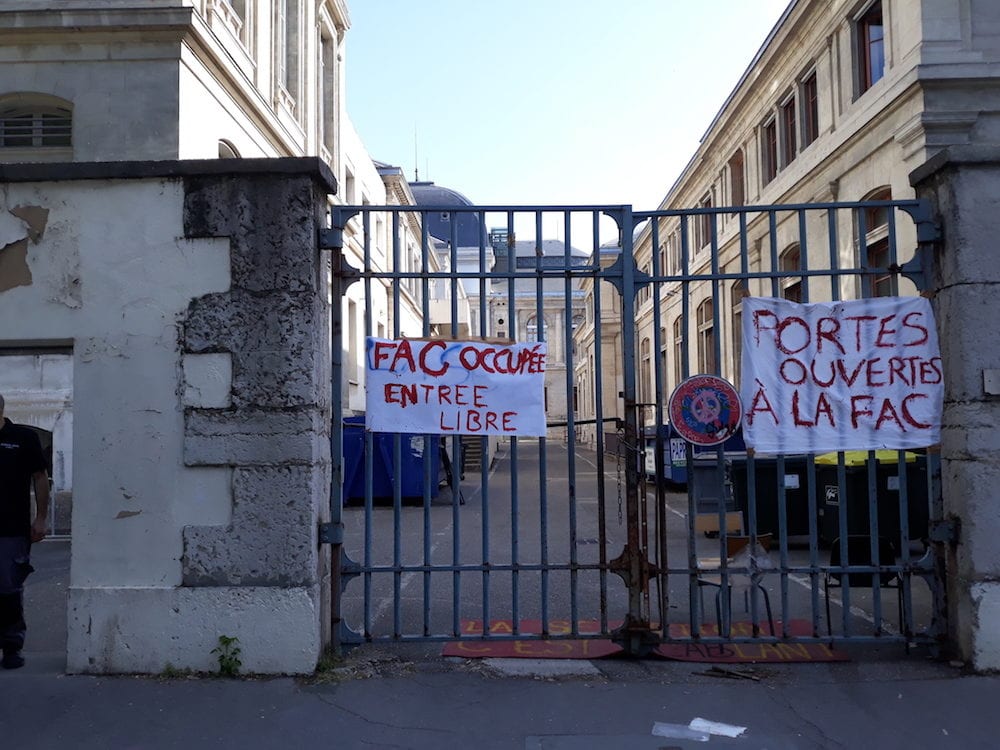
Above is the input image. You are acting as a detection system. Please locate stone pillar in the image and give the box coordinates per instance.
[911,146,1000,670]
[179,160,335,671]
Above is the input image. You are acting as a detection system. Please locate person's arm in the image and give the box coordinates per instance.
[31,470,50,542]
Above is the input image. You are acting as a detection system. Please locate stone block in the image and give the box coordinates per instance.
[67,585,321,674]
[942,457,1000,576]
[184,407,323,466]
[969,581,1000,671]
[182,290,324,408]
[182,353,232,408]
[934,285,1000,402]
[183,173,323,294]
[182,465,319,587]
[940,402,1000,459]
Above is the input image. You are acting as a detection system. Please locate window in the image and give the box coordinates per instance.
[344,167,356,204]
[347,299,358,383]
[802,71,819,146]
[659,327,668,400]
[780,96,797,166]
[525,314,547,342]
[866,239,893,297]
[731,282,745,387]
[695,193,713,249]
[857,1,885,95]
[780,245,802,302]
[319,27,338,157]
[638,262,652,305]
[0,105,71,148]
[728,150,745,207]
[277,0,301,109]
[640,338,652,405]
[761,118,778,185]
[672,316,684,388]
[861,187,894,297]
[697,299,715,374]
[667,231,681,274]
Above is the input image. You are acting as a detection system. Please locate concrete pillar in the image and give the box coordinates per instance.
[911,146,1000,670]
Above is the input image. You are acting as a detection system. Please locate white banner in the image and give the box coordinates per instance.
[365,338,548,436]
[740,297,942,452]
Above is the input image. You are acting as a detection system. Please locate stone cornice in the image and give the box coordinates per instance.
[0,157,339,195]
[0,6,195,39]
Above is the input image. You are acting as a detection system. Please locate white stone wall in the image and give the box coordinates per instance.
[0,164,334,675]
[0,177,243,668]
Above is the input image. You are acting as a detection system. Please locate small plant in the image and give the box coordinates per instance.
[212,635,242,677]
[315,647,340,674]
[160,662,193,679]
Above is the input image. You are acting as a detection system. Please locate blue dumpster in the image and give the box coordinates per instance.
[342,416,441,501]
[643,424,688,486]
[644,424,746,488]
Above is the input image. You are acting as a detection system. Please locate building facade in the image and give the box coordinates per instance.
[0,0,455,672]
[489,239,588,440]
[570,0,1000,668]
[572,0,1000,428]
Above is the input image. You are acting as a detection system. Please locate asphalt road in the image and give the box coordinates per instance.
[22,439,933,663]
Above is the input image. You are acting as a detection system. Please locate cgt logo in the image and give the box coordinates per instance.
[824,485,839,506]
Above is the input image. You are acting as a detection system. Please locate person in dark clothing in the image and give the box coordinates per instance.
[0,393,49,670]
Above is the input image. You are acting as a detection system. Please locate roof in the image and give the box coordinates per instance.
[409,181,488,248]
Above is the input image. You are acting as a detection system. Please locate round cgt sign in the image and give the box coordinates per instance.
[668,374,743,446]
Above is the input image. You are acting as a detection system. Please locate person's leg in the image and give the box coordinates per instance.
[0,537,31,668]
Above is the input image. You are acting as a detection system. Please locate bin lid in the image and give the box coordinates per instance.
[814,450,918,466]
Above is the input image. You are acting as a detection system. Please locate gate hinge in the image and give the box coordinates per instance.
[898,200,941,292]
[319,227,342,250]
[928,517,960,545]
[319,522,344,545]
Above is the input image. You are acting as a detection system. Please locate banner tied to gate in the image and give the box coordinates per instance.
[365,338,548,436]
[740,296,943,453]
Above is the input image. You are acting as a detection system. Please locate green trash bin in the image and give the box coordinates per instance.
[815,451,928,547]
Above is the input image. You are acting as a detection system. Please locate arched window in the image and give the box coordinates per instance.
[218,139,241,159]
[525,314,547,342]
[0,94,72,150]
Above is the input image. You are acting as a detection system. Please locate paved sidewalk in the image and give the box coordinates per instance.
[7,527,996,748]
[3,639,999,749]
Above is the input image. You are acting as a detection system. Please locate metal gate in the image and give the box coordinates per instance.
[324,198,947,657]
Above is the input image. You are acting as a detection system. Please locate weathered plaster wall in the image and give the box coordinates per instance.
[912,146,1000,670]
[0,159,334,674]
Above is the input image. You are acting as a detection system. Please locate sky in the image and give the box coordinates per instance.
[345,0,791,240]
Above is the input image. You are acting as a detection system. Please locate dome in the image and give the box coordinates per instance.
[410,181,489,249]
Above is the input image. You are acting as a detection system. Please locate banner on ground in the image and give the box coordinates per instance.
[740,296,942,453]
[365,338,547,436]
